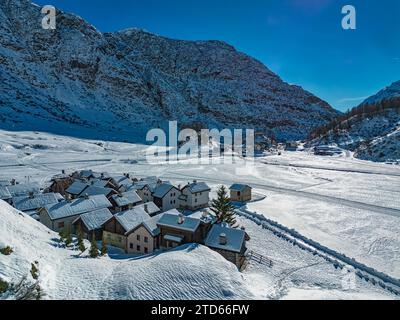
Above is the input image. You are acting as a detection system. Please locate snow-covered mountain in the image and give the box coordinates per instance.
[309,81,400,162]
[0,0,339,142]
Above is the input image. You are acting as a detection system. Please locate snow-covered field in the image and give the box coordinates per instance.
[0,129,399,300]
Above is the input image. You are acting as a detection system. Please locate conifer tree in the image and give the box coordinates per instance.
[210,185,237,227]
[89,234,99,258]
[64,227,72,247]
[77,225,86,253]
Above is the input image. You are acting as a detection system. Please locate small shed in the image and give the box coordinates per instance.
[229,184,252,202]
[205,224,247,268]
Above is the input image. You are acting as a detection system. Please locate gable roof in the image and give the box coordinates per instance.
[229,184,252,192]
[153,183,176,198]
[157,213,201,233]
[12,193,63,212]
[66,181,89,195]
[0,186,11,200]
[132,209,180,237]
[80,185,116,197]
[134,202,160,216]
[75,208,113,231]
[182,181,211,194]
[115,207,151,234]
[205,224,246,253]
[43,194,112,220]
[111,191,142,207]
[6,182,41,197]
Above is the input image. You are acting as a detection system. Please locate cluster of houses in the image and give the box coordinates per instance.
[0,171,253,268]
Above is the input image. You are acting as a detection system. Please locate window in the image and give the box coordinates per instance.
[130,243,133,249]
[237,191,240,196]
[144,247,148,254]
[137,235,140,241]
[195,198,198,203]
[58,221,65,229]
[144,237,149,243]
[137,245,141,251]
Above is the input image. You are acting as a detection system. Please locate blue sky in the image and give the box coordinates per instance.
[35,0,400,111]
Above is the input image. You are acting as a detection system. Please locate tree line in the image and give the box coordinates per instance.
[309,97,400,140]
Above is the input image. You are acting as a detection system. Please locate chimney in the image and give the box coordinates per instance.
[62,169,65,175]
[28,192,34,199]
[11,179,16,186]
[177,214,185,224]
[219,233,227,245]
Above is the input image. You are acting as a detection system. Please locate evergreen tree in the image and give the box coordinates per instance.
[210,185,237,227]
[100,235,107,256]
[89,234,99,258]
[77,225,86,253]
[64,227,72,247]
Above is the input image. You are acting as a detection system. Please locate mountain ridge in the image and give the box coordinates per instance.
[0,0,340,142]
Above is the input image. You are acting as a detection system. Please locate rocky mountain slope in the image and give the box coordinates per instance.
[0,0,339,142]
[309,81,400,162]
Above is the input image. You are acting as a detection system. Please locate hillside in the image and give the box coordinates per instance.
[0,0,339,142]
[0,200,252,299]
[308,81,400,162]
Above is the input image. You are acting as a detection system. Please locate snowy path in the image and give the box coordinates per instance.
[260,160,400,177]
[161,172,400,218]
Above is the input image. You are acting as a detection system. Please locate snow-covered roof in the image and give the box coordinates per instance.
[89,179,109,188]
[79,170,95,179]
[157,214,201,232]
[205,224,246,253]
[115,207,151,233]
[0,180,10,187]
[182,181,211,194]
[111,191,142,207]
[229,184,252,192]
[6,182,41,197]
[153,183,175,198]
[140,209,180,237]
[76,208,113,231]
[80,185,115,197]
[0,187,11,200]
[134,202,160,216]
[44,194,112,220]
[164,234,184,243]
[66,181,88,195]
[12,193,63,212]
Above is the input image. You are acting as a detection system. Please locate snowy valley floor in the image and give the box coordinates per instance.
[0,130,399,300]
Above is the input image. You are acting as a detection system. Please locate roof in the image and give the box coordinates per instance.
[6,182,41,197]
[134,202,160,216]
[44,194,112,220]
[182,182,211,194]
[111,191,142,207]
[153,183,175,198]
[12,193,63,212]
[140,209,180,237]
[76,208,113,231]
[164,234,184,243]
[205,224,246,253]
[80,170,95,179]
[66,181,88,195]
[80,185,115,197]
[0,180,10,187]
[0,187,11,200]
[89,179,109,188]
[229,184,252,192]
[115,207,151,233]
[157,213,201,233]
